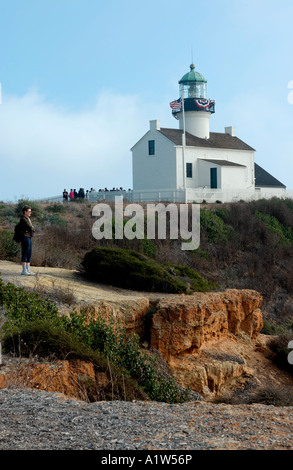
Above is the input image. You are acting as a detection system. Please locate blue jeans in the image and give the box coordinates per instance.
[21,237,32,263]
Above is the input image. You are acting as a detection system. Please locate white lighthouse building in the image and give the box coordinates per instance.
[131,64,286,203]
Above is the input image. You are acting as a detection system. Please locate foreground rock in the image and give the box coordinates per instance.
[0,388,292,450]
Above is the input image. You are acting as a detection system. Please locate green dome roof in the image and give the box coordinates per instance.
[179,64,207,84]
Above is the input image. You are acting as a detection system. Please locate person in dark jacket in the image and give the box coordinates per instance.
[19,205,36,275]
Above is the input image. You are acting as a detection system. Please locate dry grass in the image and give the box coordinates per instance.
[26,275,77,306]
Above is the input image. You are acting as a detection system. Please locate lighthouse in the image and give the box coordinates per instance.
[130,63,286,204]
[170,64,215,139]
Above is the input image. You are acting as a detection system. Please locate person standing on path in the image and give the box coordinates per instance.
[18,205,36,276]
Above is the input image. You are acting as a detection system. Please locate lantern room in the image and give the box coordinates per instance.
[179,63,207,99]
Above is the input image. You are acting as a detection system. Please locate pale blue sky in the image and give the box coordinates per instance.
[0,0,293,201]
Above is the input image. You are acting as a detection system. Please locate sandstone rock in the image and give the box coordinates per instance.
[80,297,150,337]
[0,360,96,400]
[78,289,264,398]
[150,289,263,359]
[167,348,254,397]
[149,289,263,397]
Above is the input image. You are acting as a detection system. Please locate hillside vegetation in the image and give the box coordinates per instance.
[0,197,293,330]
[0,197,293,404]
[0,276,192,403]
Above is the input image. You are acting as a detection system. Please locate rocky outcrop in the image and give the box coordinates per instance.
[81,297,150,338]
[150,289,263,358]
[0,289,264,399]
[0,360,97,400]
[146,289,263,397]
[81,289,264,398]
[0,358,148,401]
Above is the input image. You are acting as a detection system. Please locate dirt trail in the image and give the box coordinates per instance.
[0,259,149,306]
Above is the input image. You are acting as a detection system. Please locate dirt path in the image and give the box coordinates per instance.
[0,259,149,306]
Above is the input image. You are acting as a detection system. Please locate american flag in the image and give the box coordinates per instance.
[170,99,182,110]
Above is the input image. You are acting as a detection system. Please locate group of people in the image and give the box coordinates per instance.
[63,187,133,200]
[63,188,90,201]
[63,187,132,201]
[98,187,131,192]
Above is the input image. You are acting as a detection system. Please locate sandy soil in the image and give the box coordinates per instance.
[0,259,147,305]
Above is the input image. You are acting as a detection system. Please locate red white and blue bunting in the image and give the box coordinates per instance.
[194,99,211,108]
[170,98,215,118]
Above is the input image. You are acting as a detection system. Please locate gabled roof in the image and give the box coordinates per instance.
[254,163,286,188]
[159,128,255,151]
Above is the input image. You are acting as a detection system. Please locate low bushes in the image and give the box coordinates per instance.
[247,385,293,406]
[200,207,236,243]
[64,308,191,403]
[2,319,148,402]
[0,277,193,403]
[215,385,293,406]
[80,246,217,293]
[0,230,20,260]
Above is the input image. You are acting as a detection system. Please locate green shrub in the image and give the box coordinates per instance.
[164,264,218,292]
[200,208,235,243]
[141,238,158,258]
[256,211,293,245]
[2,318,97,360]
[1,207,15,218]
[0,276,193,403]
[45,203,66,213]
[81,246,217,293]
[15,199,43,218]
[46,214,68,226]
[64,307,192,403]
[0,230,20,260]
[261,319,292,335]
[2,319,148,401]
[0,277,60,331]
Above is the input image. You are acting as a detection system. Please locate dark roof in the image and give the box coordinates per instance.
[199,159,245,167]
[159,128,255,151]
[254,163,286,188]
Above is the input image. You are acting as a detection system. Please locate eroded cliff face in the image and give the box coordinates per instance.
[83,289,264,398]
[148,289,263,397]
[150,289,263,357]
[0,287,264,399]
